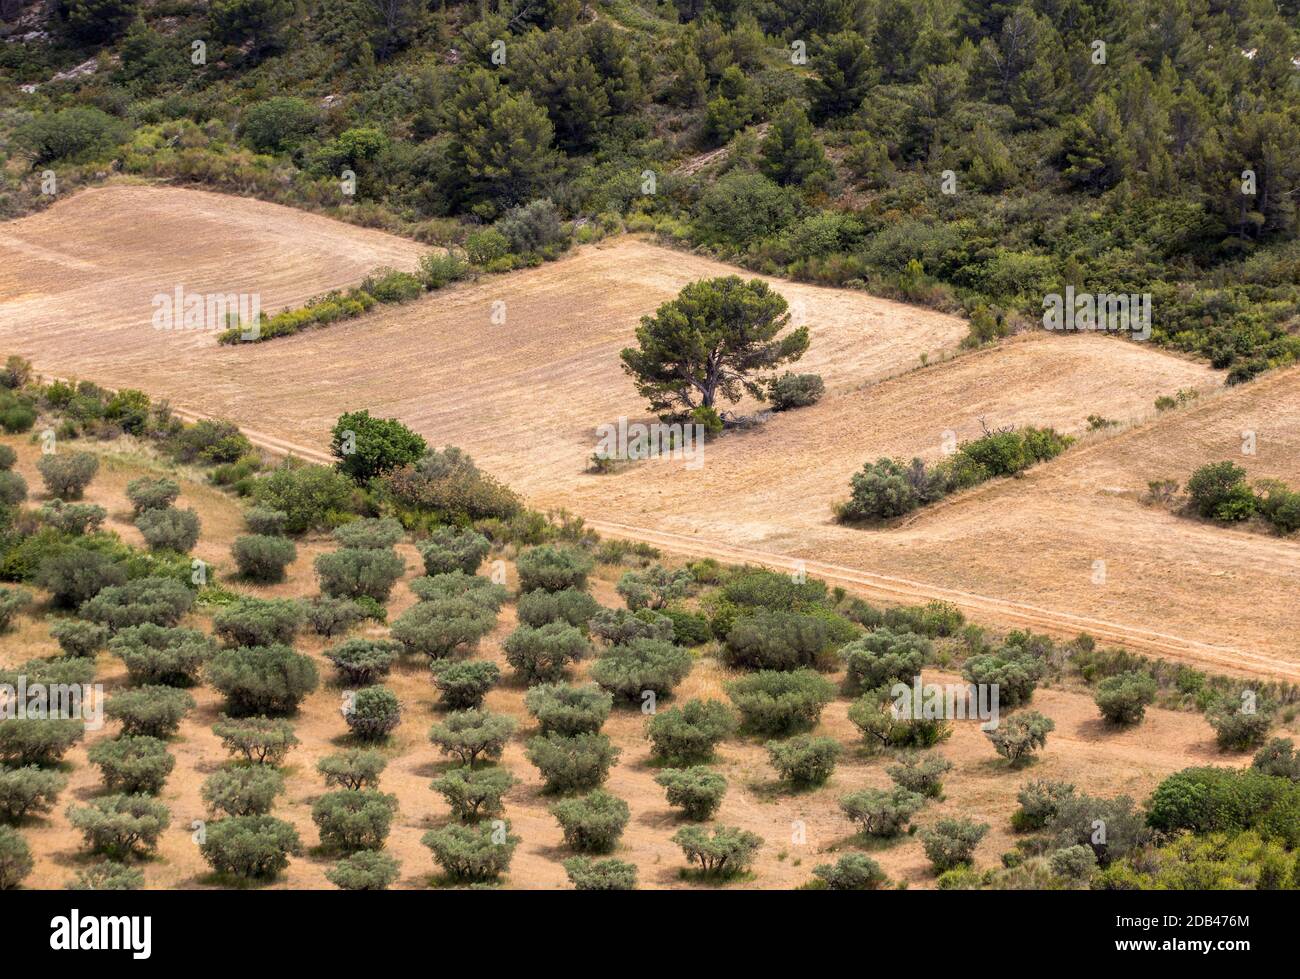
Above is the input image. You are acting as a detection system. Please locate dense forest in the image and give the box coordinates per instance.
[3,0,1299,377]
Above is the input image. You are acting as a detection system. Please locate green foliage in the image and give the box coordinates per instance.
[409,571,507,610]
[1187,462,1255,521]
[767,372,825,411]
[887,755,953,798]
[761,99,833,191]
[693,171,799,248]
[516,588,600,630]
[432,766,515,822]
[199,814,301,880]
[589,607,674,646]
[202,766,285,817]
[212,714,299,765]
[421,820,519,883]
[430,659,501,711]
[66,860,145,891]
[105,685,194,738]
[550,789,630,852]
[837,458,920,521]
[344,686,402,740]
[564,856,638,890]
[125,477,180,516]
[242,96,320,153]
[231,534,297,583]
[725,669,836,735]
[655,766,727,821]
[35,547,126,609]
[645,699,737,764]
[326,850,400,890]
[16,106,128,164]
[723,609,830,671]
[615,564,692,611]
[515,545,593,593]
[839,628,930,692]
[207,645,319,715]
[0,766,67,824]
[985,711,1055,765]
[391,597,497,659]
[1013,779,1075,832]
[962,646,1044,709]
[315,547,406,603]
[766,735,842,788]
[525,683,612,736]
[253,464,356,535]
[416,526,490,575]
[1094,671,1158,725]
[81,576,194,630]
[1252,738,1300,781]
[212,597,302,647]
[525,732,620,793]
[325,638,399,686]
[672,824,762,878]
[39,501,106,536]
[135,507,200,553]
[378,447,522,524]
[1207,696,1275,752]
[0,825,32,889]
[312,789,398,852]
[1048,793,1150,867]
[303,596,365,637]
[68,794,170,859]
[0,718,85,766]
[922,818,989,873]
[317,749,386,791]
[244,507,289,536]
[330,411,427,484]
[428,709,516,768]
[87,735,175,795]
[504,622,591,684]
[36,453,99,500]
[840,786,924,837]
[0,586,30,631]
[109,624,213,686]
[589,637,692,701]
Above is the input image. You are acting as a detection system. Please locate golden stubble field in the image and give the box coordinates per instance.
[3,183,1297,675]
[0,436,1246,890]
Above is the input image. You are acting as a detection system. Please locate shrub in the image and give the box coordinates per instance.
[315,548,406,603]
[1253,738,1300,780]
[661,608,712,646]
[136,507,201,553]
[645,699,737,763]
[496,199,569,255]
[208,645,320,715]
[589,638,693,700]
[199,815,301,880]
[516,588,601,629]
[253,464,355,534]
[390,597,497,659]
[422,820,519,883]
[464,227,511,265]
[110,624,213,686]
[39,501,106,535]
[837,458,919,522]
[105,686,195,738]
[812,853,888,890]
[1207,696,1275,751]
[360,268,424,304]
[526,733,620,793]
[429,659,501,711]
[0,826,32,889]
[887,755,952,798]
[325,638,400,686]
[725,669,836,735]
[564,856,638,890]
[312,789,398,852]
[1048,793,1150,866]
[428,710,516,768]
[1012,779,1076,832]
[169,419,252,465]
[49,618,109,658]
[36,452,99,500]
[0,445,14,469]
[80,577,194,631]
[656,767,727,820]
[418,251,472,290]
[0,587,30,632]
[922,818,989,873]
[345,686,402,740]
[242,95,320,153]
[768,372,825,411]
[409,572,507,610]
[839,787,924,837]
[1257,480,1300,535]
[67,860,145,891]
[616,564,693,611]
[244,506,288,536]
[231,535,297,582]
[840,629,930,692]
[378,447,522,523]
[212,715,299,765]
[723,610,830,670]
[986,711,1055,765]
[416,526,491,575]
[332,517,405,550]
[589,607,674,646]
[212,598,302,648]
[550,790,630,853]
[303,596,366,637]
[1094,671,1157,725]
[318,749,387,791]
[326,850,400,890]
[0,766,67,823]
[766,735,841,787]
[962,647,1043,709]
[36,548,126,608]
[125,477,180,516]
[504,622,591,683]
[515,545,594,592]
[525,683,612,736]
[87,736,175,795]
[202,767,285,817]
[432,766,515,822]
[0,718,85,766]
[0,471,26,506]
[1187,461,1254,520]
[68,794,170,858]
[672,825,762,878]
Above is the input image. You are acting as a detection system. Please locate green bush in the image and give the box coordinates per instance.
[526,732,620,793]
[303,596,366,637]
[105,685,195,738]
[207,645,319,715]
[359,268,424,304]
[39,501,106,535]
[810,852,888,890]
[725,669,836,735]
[1145,767,1300,847]
[430,659,501,710]
[0,587,30,632]
[16,106,128,164]
[212,714,299,765]
[315,547,406,603]
[109,624,213,686]
[504,622,591,683]
[344,686,402,740]
[242,96,320,153]
[66,860,145,891]
[766,735,842,787]
[418,251,472,289]
[0,825,33,889]
[723,610,831,670]
[36,548,126,608]
[837,458,919,522]
[201,766,285,817]
[212,597,302,647]
[244,506,289,536]
[1252,738,1300,780]
[1207,696,1275,751]
[525,683,612,736]
[515,545,594,593]
[0,471,27,506]
[840,787,924,837]
[330,411,427,485]
[87,736,175,795]
[887,755,952,798]
[422,820,519,883]
[550,789,629,853]
[516,588,601,629]
[136,507,201,553]
[464,227,511,265]
[36,452,99,500]
[661,608,712,646]
[1047,793,1150,866]
[1012,779,1075,832]
[0,718,85,766]
[589,607,674,646]
[318,749,386,791]
[655,767,727,820]
[409,572,507,610]
[432,766,515,822]
[694,171,798,246]
[671,824,763,878]
[645,699,737,763]
[49,618,109,658]
[563,856,638,890]
[325,638,400,686]
[1187,461,1255,521]
[0,766,67,824]
[253,464,355,534]
[1094,671,1157,725]
[922,818,989,873]
[986,711,1055,765]
[326,850,400,890]
[962,647,1044,709]
[840,628,930,692]
[768,372,825,411]
[589,637,692,700]
[416,526,491,575]
[616,564,693,611]
[378,447,522,523]
[125,477,180,516]
[312,789,398,852]
[391,597,497,658]
[0,445,14,469]
[428,709,516,768]
[199,814,301,880]
[231,535,297,582]
[167,418,252,466]
[67,794,170,858]
[80,576,194,631]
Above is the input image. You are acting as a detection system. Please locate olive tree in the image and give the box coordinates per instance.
[202,766,285,817]
[87,736,175,794]
[524,683,612,736]
[655,767,727,820]
[105,686,195,737]
[525,732,620,793]
[207,645,319,715]
[645,699,737,763]
[549,790,629,853]
[671,824,763,878]
[312,789,398,852]
[199,814,301,880]
[432,766,515,822]
[428,710,516,768]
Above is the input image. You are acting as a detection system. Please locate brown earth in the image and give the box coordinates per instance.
[0,436,1249,891]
